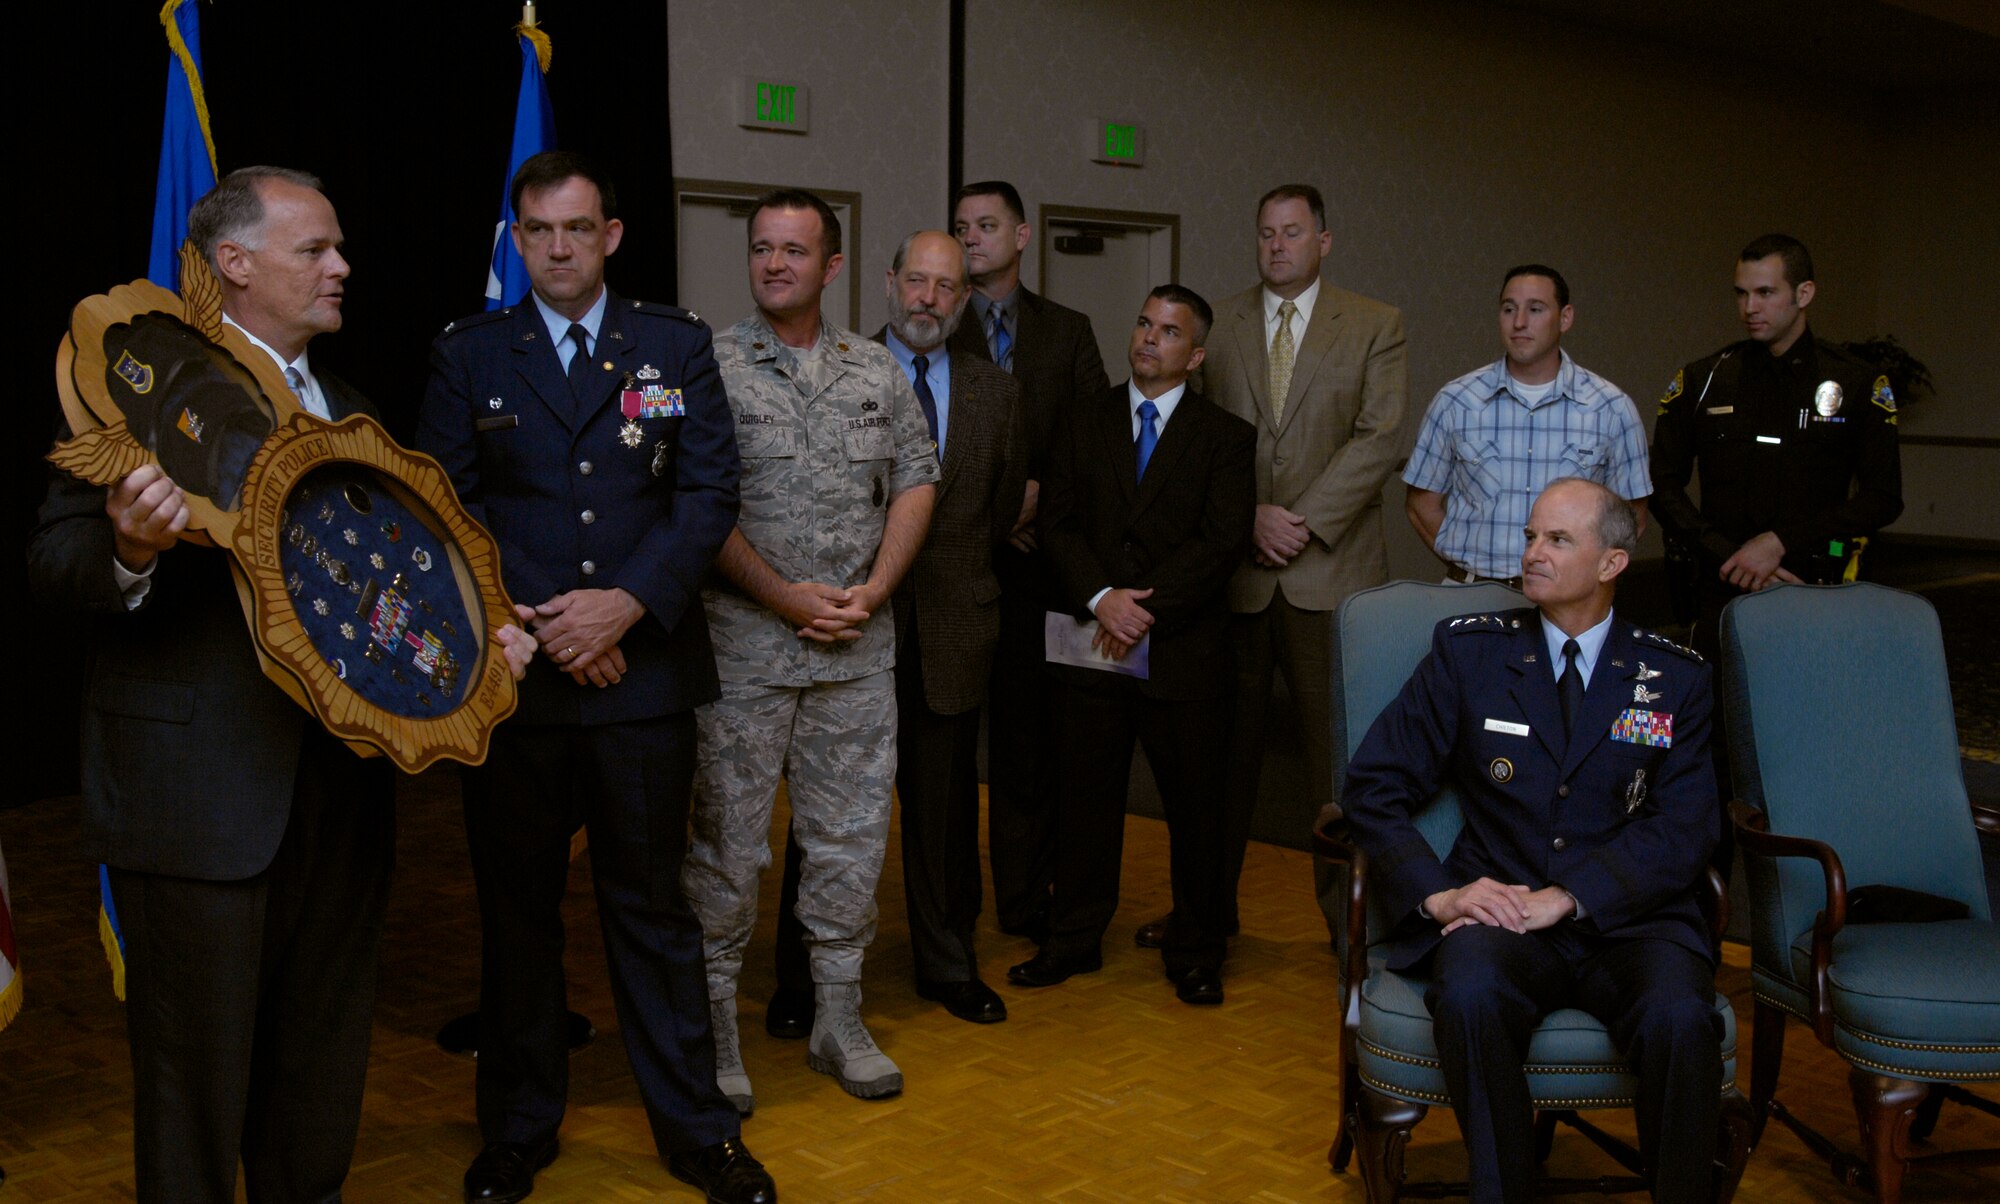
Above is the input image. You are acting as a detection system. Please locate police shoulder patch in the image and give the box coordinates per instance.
[1635,629,1703,663]
[1870,374,1897,416]
[1658,368,1684,413]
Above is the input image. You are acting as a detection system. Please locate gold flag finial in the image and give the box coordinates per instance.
[516,3,552,72]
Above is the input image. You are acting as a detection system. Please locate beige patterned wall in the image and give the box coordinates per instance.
[667,0,949,336]
[669,0,1997,550]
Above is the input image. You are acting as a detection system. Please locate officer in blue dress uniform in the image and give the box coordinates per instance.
[1344,478,1722,1204]
[417,152,774,1204]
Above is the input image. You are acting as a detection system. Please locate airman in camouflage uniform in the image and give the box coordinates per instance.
[683,189,939,1111]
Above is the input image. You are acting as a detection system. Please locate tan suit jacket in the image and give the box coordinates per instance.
[1201,279,1408,613]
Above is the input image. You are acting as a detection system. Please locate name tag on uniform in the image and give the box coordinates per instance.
[1484,718,1530,737]
[1704,406,1734,416]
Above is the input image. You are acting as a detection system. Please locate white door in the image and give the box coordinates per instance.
[1038,210,1179,380]
[676,185,856,333]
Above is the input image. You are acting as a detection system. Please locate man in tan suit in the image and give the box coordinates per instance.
[1145,184,1407,948]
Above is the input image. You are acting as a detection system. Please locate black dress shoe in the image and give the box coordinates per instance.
[915,976,1008,1023]
[668,1136,777,1204]
[463,1137,559,1203]
[765,985,814,1040]
[1006,950,1102,987]
[1172,966,1225,1006]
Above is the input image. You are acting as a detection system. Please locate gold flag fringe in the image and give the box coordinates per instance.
[159,0,219,176]
[517,21,552,73]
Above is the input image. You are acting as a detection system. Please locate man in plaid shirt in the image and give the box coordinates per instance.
[1405,266,1650,583]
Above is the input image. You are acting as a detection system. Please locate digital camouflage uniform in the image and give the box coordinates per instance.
[685,314,939,999]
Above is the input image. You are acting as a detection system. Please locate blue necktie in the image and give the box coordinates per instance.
[989,309,1013,372]
[1136,399,1159,481]
[911,354,941,459]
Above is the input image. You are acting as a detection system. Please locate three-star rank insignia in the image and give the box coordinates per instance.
[1636,630,1702,662]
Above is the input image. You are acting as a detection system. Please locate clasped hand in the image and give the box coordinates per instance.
[1092,587,1154,660]
[777,580,882,644]
[1719,531,1803,592]
[1253,504,1310,568]
[534,588,643,687]
[1425,878,1575,935]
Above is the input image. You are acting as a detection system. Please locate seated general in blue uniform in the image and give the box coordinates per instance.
[1344,477,1722,1204]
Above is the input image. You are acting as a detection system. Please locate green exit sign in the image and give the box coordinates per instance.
[1089,118,1145,166]
[738,78,811,133]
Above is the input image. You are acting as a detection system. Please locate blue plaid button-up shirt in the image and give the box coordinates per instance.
[1403,350,1651,578]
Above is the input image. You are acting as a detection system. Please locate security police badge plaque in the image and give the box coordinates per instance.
[46,243,520,772]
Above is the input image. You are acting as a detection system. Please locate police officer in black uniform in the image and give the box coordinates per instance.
[1649,234,1901,658]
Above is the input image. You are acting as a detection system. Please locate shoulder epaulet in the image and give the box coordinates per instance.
[438,308,513,338]
[1443,613,1515,634]
[625,299,704,326]
[1633,628,1703,663]
[1814,338,1870,370]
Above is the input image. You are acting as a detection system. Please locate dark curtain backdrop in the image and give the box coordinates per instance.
[17,1,676,802]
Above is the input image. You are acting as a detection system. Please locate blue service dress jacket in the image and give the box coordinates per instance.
[416,292,741,725]
[1343,608,1719,971]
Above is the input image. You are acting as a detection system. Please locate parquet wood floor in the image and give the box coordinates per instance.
[1,774,1993,1201]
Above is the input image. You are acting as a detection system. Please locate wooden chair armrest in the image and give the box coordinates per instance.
[1730,799,1847,1045]
[1313,815,1373,1006]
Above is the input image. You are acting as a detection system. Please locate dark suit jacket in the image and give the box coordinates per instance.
[29,373,389,881]
[1343,609,1719,971]
[948,286,1108,484]
[876,332,1028,715]
[1040,384,1255,702]
[416,292,741,725]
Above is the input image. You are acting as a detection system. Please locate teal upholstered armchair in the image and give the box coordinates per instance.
[1720,582,1999,1203]
[1317,581,1752,1202]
